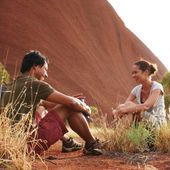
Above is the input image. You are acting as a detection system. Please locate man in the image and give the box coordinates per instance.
[34,64,83,153]
[2,50,102,155]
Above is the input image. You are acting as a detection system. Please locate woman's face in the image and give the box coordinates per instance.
[131,64,149,84]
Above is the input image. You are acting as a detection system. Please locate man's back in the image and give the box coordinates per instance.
[2,75,54,121]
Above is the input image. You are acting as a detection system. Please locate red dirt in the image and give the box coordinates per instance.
[33,142,170,170]
[0,0,167,116]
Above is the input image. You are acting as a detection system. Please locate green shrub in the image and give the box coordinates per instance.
[127,124,151,152]
[0,62,9,84]
[160,72,170,111]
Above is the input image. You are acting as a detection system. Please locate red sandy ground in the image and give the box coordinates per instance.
[33,142,170,170]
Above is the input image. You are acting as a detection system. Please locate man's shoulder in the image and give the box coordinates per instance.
[14,75,52,91]
[32,80,55,92]
[33,79,50,86]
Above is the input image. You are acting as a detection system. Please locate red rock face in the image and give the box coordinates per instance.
[0,0,167,115]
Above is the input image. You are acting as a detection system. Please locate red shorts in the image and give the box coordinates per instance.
[30,110,68,155]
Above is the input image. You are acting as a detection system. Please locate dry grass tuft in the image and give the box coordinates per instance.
[95,118,170,154]
[0,106,36,170]
[155,122,170,152]
[89,106,170,154]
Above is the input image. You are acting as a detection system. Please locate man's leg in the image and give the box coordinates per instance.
[34,105,83,154]
[68,113,95,143]
[31,108,68,155]
[32,105,102,155]
[53,105,95,143]
[54,105,102,155]
[61,135,83,152]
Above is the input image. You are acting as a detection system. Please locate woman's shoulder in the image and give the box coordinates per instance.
[131,84,142,94]
[152,81,163,87]
[152,81,164,91]
[133,84,142,90]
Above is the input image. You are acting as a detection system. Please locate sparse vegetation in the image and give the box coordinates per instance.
[0,106,36,170]
[0,62,9,84]
[0,63,37,169]
[155,123,170,152]
[160,71,170,115]
[89,105,170,154]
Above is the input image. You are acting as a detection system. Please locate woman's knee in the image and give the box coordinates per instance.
[125,101,136,106]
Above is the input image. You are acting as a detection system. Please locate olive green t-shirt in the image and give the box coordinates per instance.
[2,75,54,121]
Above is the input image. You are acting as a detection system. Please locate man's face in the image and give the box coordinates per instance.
[34,61,48,81]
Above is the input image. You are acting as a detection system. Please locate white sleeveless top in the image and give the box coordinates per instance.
[131,81,166,127]
[131,81,164,111]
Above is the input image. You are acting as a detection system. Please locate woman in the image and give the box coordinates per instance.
[113,59,167,129]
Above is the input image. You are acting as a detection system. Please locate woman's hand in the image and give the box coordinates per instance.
[112,104,126,119]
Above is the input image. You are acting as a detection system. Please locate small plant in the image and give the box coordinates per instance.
[90,106,98,116]
[160,71,170,115]
[99,120,134,152]
[0,62,10,102]
[90,105,109,128]
[127,123,151,152]
[0,62,9,84]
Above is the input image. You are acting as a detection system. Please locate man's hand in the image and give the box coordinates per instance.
[72,93,86,101]
[78,99,91,115]
[72,93,91,115]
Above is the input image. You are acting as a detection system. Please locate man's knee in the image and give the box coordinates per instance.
[52,105,74,121]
